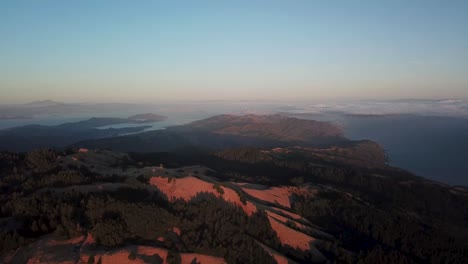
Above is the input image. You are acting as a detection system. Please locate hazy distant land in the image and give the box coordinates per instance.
[1,100,467,186]
[0,115,167,152]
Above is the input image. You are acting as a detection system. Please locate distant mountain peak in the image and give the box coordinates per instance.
[24,100,64,107]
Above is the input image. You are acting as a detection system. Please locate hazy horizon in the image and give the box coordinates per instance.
[4,97,468,105]
[2,0,468,103]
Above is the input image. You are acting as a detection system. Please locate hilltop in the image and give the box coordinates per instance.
[76,114,351,152]
[173,114,344,142]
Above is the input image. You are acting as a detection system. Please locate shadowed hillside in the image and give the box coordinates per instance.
[1,147,467,263]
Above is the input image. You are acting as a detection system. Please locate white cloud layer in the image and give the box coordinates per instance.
[287,99,468,117]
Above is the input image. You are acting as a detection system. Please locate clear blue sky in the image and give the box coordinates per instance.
[1,0,467,103]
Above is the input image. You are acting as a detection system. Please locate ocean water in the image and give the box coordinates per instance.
[341,115,468,186]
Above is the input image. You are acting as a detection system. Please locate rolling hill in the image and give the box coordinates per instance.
[0,147,467,263]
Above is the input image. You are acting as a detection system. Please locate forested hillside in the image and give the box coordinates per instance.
[1,148,467,263]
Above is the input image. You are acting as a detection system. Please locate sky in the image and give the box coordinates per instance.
[1,0,468,103]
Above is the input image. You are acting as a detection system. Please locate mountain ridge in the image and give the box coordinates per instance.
[76,114,353,153]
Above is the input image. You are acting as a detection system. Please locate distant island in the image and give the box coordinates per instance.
[128,113,167,123]
[0,101,169,121]
[0,100,75,120]
[0,114,32,120]
[62,114,167,128]
[23,100,65,107]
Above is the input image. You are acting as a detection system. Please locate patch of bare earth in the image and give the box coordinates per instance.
[150,176,256,215]
[275,208,305,221]
[240,186,292,208]
[171,227,181,236]
[21,233,226,264]
[180,253,226,264]
[267,216,314,251]
[266,211,308,230]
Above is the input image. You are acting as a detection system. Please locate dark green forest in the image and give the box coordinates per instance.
[0,148,467,263]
